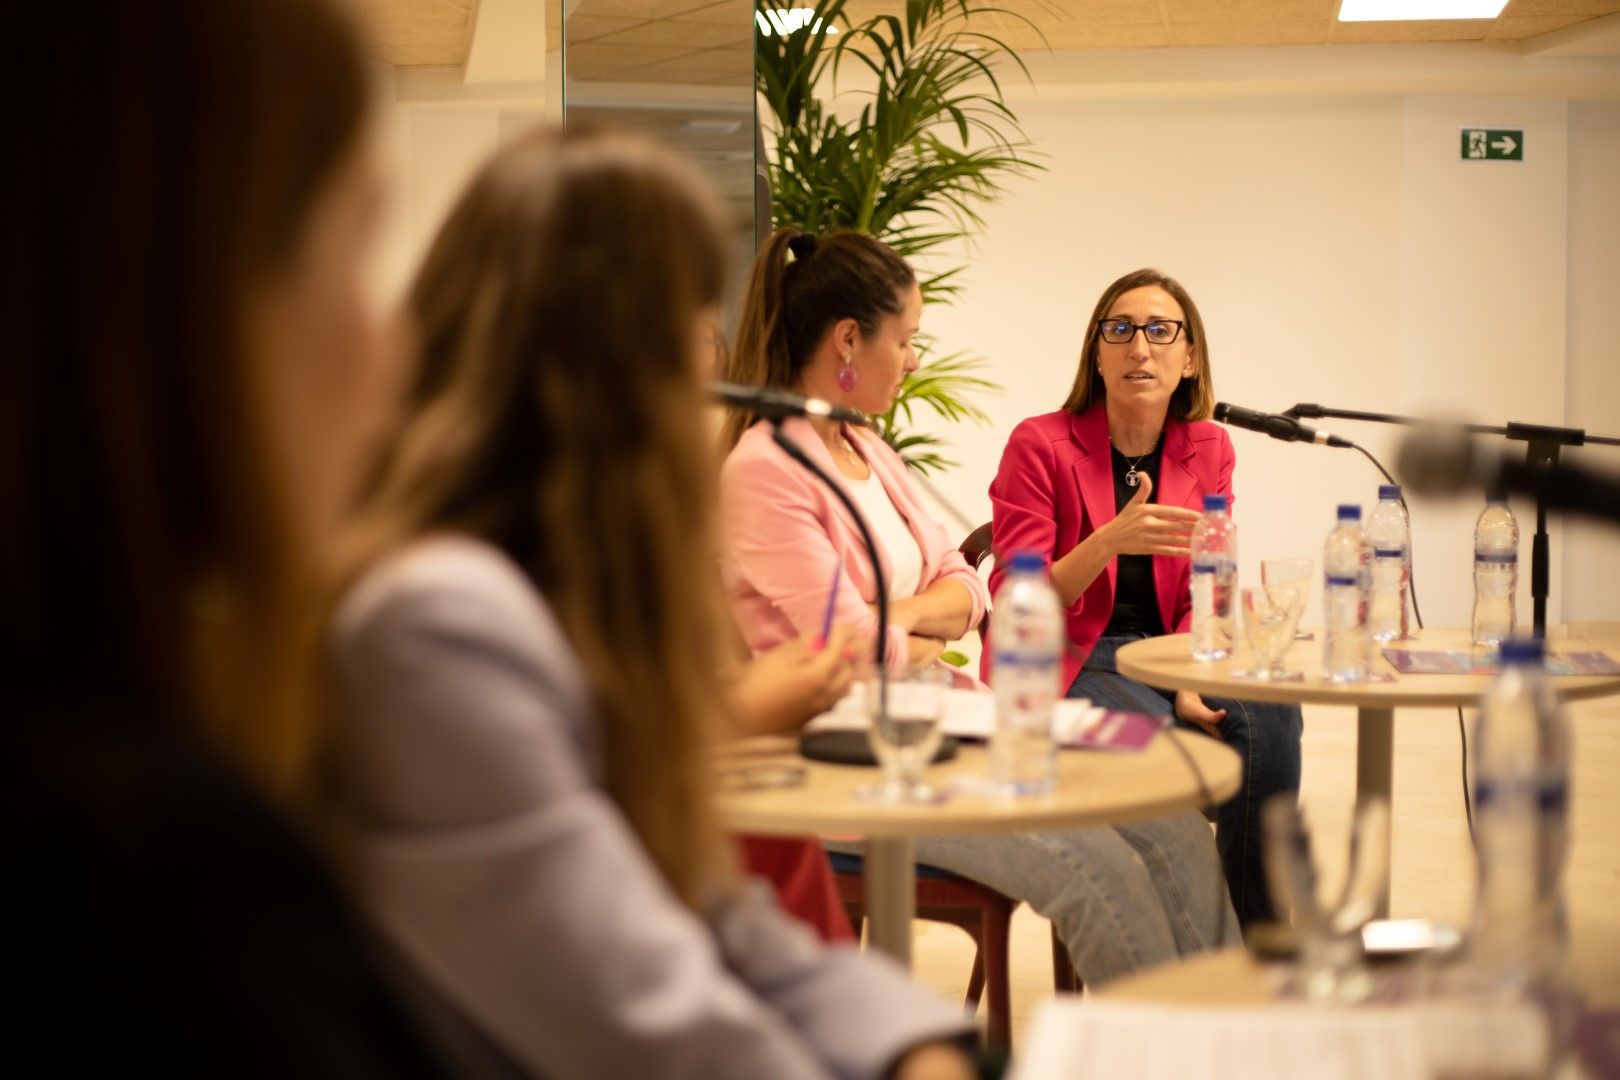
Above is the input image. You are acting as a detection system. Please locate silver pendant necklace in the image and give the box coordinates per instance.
[1113,433,1159,488]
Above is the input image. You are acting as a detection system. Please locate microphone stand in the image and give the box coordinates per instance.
[1285,403,1620,636]
[767,419,889,716]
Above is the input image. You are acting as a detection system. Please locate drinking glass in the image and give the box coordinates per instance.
[861,667,946,803]
[1262,557,1313,645]
[1263,795,1390,1003]
[1240,586,1301,679]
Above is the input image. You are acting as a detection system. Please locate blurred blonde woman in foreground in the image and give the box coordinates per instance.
[329,127,975,1079]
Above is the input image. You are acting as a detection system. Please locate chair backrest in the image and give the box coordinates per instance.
[958,522,994,642]
[958,521,994,571]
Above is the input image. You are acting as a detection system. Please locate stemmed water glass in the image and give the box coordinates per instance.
[859,667,946,803]
[1262,557,1314,647]
[1241,585,1304,679]
[1263,795,1390,1003]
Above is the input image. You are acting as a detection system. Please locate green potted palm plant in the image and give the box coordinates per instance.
[755,0,1042,472]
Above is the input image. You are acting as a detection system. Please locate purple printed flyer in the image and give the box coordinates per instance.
[1380,648,1620,676]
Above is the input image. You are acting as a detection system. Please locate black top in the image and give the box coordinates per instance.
[1103,440,1167,639]
[2,698,445,1077]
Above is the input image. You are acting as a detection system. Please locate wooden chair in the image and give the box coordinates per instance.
[827,851,1078,1050]
[960,521,995,573]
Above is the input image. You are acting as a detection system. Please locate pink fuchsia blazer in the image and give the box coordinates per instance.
[721,417,990,678]
[985,403,1235,692]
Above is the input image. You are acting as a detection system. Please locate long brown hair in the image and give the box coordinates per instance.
[344,128,734,905]
[1,0,371,798]
[1062,268,1216,421]
[724,227,914,447]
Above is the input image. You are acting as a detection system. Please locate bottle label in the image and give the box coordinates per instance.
[1324,574,1359,587]
[1475,551,1517,566]
[1372,547,1404,559]
[1191,569,1213,613]
[1473,777,1568,812]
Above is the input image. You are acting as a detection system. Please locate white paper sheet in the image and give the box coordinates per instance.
[802,686,1110,742]
[1010,998,1548,1080]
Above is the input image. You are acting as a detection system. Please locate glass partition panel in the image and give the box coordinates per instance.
[561,0,758,317]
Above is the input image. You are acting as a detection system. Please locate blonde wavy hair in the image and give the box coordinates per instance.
[340,128,736,905]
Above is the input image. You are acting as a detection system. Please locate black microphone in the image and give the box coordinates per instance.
[711,380,871,427]
[1213,401,1352,448]
[1398,427,1620,526]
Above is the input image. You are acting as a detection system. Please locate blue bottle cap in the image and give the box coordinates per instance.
[1202,494,1228,512]
[1486,491,1508,504]
[1499,637,1544,665]
[1378,484,1401,501]
[1337,504,1361,521]
[1006,550,1046,573]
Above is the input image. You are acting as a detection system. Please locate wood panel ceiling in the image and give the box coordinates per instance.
[360,0,1620,79]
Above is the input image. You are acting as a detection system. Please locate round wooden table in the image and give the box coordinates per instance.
[1116,626,1620,916]
[715,733,1241,965]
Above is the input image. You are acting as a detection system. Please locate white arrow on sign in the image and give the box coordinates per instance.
[1491,135,1517,155]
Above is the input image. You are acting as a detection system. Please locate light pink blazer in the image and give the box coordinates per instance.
[721,417,990,676]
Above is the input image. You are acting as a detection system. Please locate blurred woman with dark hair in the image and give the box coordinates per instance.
[329,127,973,1079]
[2,0,438,1072]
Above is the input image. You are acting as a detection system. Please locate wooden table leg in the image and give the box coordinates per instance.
[1355,705,1395,918]
[865,836,916,965]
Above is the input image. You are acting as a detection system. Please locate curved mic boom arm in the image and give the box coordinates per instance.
[767,421,890,716]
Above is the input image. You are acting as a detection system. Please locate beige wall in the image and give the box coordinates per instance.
[374,41,1620,633]
[908,49,1620,635]
[1562,100,1620,624]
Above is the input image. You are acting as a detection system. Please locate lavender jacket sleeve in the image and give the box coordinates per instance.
[330,537,970,1079]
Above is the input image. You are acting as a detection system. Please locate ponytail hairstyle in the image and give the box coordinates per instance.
[723,227,914,448]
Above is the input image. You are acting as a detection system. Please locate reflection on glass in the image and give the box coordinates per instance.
[561,0,757,317]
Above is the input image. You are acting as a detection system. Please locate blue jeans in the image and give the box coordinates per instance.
[827,813,1239,988]
[1068,634,1303,926]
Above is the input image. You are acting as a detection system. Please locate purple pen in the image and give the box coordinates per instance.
[816,562,843,648]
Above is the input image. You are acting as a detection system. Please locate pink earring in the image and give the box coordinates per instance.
[836,351,857,393]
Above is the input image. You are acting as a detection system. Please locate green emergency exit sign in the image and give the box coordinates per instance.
[1461,128,1523,161]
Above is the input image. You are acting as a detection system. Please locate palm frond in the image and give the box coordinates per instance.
[756,0,1044,471]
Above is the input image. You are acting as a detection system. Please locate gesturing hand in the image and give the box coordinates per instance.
[1103,473,1201,559]
[726,625,860,735]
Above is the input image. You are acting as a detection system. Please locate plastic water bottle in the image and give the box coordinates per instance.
[1189,494,1237,661]
[1472,495,1519,649]
[1323,504,1371,682]
[990,551,1061,796]
[1469,637,1571,990]
[1365,484,1411,643]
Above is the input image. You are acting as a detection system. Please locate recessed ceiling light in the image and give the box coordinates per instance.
[1338,0,1508,20]
[755,8,839,36]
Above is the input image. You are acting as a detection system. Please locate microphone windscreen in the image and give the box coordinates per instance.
[1396,425,1478,496]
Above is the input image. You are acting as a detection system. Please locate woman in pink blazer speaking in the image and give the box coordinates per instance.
[988,268,1303,926]
[719,231,1239,986]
